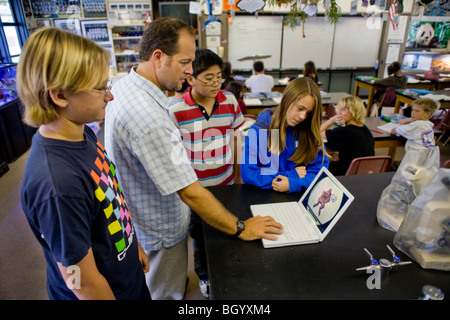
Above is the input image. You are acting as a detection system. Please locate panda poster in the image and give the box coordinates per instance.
[406,21,450,49]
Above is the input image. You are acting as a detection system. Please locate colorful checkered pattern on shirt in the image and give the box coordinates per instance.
[90,140,133,259]
[170,89,244,187]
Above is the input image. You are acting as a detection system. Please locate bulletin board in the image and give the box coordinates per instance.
[331,16,383,68]
[228,15,283,70]
[282,16,335,69]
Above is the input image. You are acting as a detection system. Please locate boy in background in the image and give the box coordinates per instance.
[170,48,245,298]
[245,60,275,93]
[390,97,438,151]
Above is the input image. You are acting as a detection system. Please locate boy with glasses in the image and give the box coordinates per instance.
[18,27,150,300]
[169,48,245,297]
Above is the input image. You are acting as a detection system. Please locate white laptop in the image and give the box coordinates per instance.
[250,167,354,248]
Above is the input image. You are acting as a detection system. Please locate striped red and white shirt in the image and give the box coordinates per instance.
[170,88,244,187]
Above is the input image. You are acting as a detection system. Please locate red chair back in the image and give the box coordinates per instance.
[345,156,392,175]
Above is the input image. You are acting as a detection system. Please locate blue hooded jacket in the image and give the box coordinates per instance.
[241,109,329,193]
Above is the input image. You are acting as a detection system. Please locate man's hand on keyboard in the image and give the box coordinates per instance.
[239,215,283,241]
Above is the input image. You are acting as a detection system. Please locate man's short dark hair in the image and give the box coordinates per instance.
[192,48,224,78]
[139,17,194,62]
[253,61,264,72]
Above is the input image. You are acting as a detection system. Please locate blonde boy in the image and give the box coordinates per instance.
[18,27,150,300]
[391,98,439,151]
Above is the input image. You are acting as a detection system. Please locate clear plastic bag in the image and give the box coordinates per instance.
[376,147,440,232]
[393,168,450,271]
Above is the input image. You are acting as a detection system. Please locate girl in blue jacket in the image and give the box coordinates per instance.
[241,77,329,193]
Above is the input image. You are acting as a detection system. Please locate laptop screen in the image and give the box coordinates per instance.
[300,168,352,234]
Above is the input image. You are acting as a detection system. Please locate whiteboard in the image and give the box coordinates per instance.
[228,15,283,70]
[331,16,382,68]
[282,17,335,69]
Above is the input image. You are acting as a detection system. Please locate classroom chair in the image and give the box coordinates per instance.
[323,103,336,120]
[370,87,397,117]
[345,156,392,175]
[435,110,450,146]
[443,159,450,168]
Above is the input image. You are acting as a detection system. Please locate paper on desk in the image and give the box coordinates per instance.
[244,98,262,106]
[377,122,399,133]
[320,91,331,99]
[278,77,289,85]
[407,78,420,84]
[421,93,450,101]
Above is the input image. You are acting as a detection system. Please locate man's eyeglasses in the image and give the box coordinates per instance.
[92,80,112,96]
[193,76,224,87]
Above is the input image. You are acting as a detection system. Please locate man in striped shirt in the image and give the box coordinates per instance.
[170,48,245,297]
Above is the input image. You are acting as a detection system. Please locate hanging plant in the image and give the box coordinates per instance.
[324,0,342,25]
[284,1,301,29]
[265,0,341,31]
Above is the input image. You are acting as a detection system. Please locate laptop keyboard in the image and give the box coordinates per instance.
[270,202,317,242]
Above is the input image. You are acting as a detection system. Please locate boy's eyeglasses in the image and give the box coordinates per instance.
[193,77,224,87]
[92,80,112,96]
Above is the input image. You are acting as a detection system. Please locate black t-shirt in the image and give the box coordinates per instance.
[21,126,146,299]
[325,124,375,176]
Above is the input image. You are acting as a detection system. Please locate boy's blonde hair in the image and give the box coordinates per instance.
[337,96,365,125]
[412,98,439,118]
[17,27,110,127]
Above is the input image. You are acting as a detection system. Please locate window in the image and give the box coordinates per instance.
[0,0,28,63]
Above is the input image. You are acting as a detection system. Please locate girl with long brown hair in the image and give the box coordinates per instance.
[241,77,329,192]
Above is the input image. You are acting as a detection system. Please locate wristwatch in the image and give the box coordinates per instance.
[233,220,245,238]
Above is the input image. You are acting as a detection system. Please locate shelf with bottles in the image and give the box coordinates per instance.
[111,24,144,39]
[111,24,144,74]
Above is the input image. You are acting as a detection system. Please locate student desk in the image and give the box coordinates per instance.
[364,117,406,159]
[321,92,351,106]
[272,78,288,93]
[321,92,351,115]
[394,89,450,114]
[244,92,280,116]
[354,78,435,117]
[324,117,405,159]
[245,91,351,116]
[202,172,450,300]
